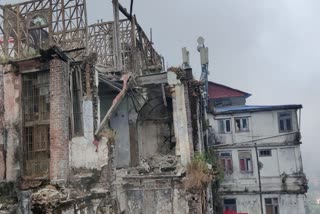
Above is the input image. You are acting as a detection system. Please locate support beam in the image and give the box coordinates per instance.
[135,72,167,86]
[95,73,131,136]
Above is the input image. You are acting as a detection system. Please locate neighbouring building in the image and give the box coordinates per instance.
[208,82,308,214]
[0,0,212,213]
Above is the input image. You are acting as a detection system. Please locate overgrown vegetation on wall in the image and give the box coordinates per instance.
[184,150,224,191]
[184,153,214,191]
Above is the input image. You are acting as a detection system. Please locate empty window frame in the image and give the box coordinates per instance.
[235,117,249,132]
[28,14,50,51]
[218,119,231,134]
[71,66,83,136]
[23,72,50,123]
[23,71,50,177]
[24,125,50,177]
[259,149,272,157]
[238,150,253,173]
[219,151,233,173]
[278,112,292,132]
[223,198,237,213]
[265,198,279,214]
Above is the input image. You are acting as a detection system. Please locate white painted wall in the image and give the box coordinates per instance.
[209,109,299,145]
[70,100,108,169]
[70,136,108,169]
[218,146,304,193]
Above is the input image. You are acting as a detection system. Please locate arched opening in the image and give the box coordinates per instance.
[137,94,175,158]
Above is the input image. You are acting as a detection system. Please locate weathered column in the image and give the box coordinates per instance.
[50,58,70,181]
[3,65,22,181]
[0,65,5,180]
[168,71,192,166]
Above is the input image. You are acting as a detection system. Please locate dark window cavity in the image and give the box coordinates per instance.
[71,66,84,136]
[259,149,272,157]
[278,112,293,132]
[265,198,279,214]
[224,198,237,213]
[235,117,249,132]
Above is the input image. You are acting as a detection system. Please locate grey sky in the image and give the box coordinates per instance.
[2,0,318,177]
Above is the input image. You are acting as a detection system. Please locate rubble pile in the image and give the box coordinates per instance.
[30,185,68,211]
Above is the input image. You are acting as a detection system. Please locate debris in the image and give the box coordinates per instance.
[139,158,151,173]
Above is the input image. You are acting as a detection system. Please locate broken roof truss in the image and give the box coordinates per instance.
[0,0,162,74]
[0,0,87,59]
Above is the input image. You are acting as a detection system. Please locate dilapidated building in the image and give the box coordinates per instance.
[0,0,213,213]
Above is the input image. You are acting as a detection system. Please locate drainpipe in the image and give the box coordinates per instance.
[254,143,264,214]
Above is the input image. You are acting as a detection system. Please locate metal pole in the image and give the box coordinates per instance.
[255,143,264,214]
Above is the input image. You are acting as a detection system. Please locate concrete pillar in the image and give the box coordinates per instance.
[3,65,22,181]
[0,65,4,180]
[169,71,192,166]
[49,58,70,181]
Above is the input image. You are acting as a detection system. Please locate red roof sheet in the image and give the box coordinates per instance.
[208,82,251,99]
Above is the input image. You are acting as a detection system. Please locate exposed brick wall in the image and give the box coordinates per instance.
[50,59,70,181]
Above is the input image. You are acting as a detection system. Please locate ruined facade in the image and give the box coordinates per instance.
[207,82,307,214]
[0,0,211,213]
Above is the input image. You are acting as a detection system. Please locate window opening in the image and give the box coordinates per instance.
[259,149,272,157]
[238,150,253,173]
[28,14,49,52]
[71,66,83,136]
[223,198,237,214]
[235,117,249,132]
[278,112,292,132]
[265,198,279,214]
[218,119,231,134]
[23,71,50,177]
[219,152,233,173]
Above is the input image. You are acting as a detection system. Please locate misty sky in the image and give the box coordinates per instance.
[2,0,319,178]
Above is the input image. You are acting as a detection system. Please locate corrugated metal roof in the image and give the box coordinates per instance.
[208,82,251,99]
[214,104,303,115]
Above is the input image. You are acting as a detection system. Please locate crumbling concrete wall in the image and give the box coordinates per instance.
[170,73,192,166]
[3,65,22,181]
[116,176,191,214]
[70,98,109,170]
[70,137,108,169]
[100,94,131,168]
[110,97,131,168]
[50,58,70,181]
